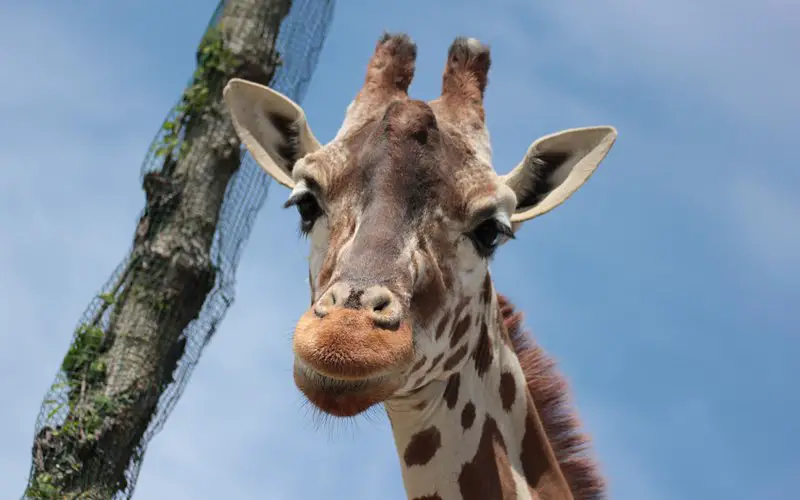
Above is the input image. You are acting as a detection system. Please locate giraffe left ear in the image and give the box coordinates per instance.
[502,126,617,223]
[223,78,322,189]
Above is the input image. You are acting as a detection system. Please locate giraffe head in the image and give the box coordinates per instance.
[224,33,616,418]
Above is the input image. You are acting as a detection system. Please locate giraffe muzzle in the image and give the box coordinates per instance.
[292,283,415,416]
[293,307,414,380]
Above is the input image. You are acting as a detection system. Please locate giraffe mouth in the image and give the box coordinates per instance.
[290,307,414,417]
[293,359,403,417]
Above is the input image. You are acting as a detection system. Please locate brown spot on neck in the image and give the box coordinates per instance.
[472,322,493,376]
[404,426,442,467]
[458,416,517,500]
[434,312,451,341]
[428,353,444,373]
[461,401,476,429]
[452,296,471,324]
[410,356,427,374]
[499,372,516,411]
[443,373,460,409]
[443,343,468,371]
[481,273,493,305]
[449,313,472,347]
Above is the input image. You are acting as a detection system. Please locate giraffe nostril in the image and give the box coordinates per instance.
[362,286,402,329]
[372,298,390,313]
[312,283,402,326]
[314,282,348,318]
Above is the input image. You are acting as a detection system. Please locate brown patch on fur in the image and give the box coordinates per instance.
[481,273,493,305]
[412,495,442,500]
[498,294,606,500]
[499,372,516,411]
[410,356,427,374]
[449,313,472,347]
[434,312,451,340]
[428,353,444,373]
[443,373,460,409]
[458,416,517,500]
[442,343,468,371]
[407,376,424,392]
[404,425,442,467]
[293,308,413,380]
[471,322,493,377]
[461,401,476,429]
[452,296,470,325]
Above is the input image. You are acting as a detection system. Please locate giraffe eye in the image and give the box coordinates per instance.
[468,218,514,258]
[296,195,322,232]
[284,191,323,234]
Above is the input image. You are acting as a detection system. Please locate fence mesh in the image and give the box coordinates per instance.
[24,0,334,498]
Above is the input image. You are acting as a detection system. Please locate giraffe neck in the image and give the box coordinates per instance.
[385,293,574,500]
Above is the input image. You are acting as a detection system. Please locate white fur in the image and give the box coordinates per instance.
[386,291,536,500]
[308,217,330,300]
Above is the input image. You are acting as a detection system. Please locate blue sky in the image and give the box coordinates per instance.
[1,0,798,498]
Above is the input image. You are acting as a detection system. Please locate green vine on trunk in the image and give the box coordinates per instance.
[154,25,239,161]
[26,293,122,499]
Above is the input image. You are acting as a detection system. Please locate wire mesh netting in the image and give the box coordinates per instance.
[24,0,334,498]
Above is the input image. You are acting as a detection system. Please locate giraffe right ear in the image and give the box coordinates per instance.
[502,126,617,224]
[223,78,322,189]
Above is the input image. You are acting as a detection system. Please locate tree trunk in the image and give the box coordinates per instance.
[26,1,292,498]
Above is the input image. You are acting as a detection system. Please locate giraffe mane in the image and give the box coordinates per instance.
[497,294,606,500]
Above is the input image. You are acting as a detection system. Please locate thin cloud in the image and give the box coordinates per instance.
[522,0,800,129]
[725,173,800,282]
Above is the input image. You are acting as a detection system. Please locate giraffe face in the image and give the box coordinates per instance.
[224,33,617,417]
[286,99,515,417]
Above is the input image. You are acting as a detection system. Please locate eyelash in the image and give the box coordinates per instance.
[284,190,324,235]
[467,218,514,258]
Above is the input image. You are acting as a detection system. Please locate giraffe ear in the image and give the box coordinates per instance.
[501,126,617,223]
[223,78,322,189]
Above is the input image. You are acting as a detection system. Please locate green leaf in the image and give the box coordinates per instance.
[98,292,115,305]
[46,403,66,420]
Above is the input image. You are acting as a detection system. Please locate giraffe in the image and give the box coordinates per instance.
[223,33,617,500]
